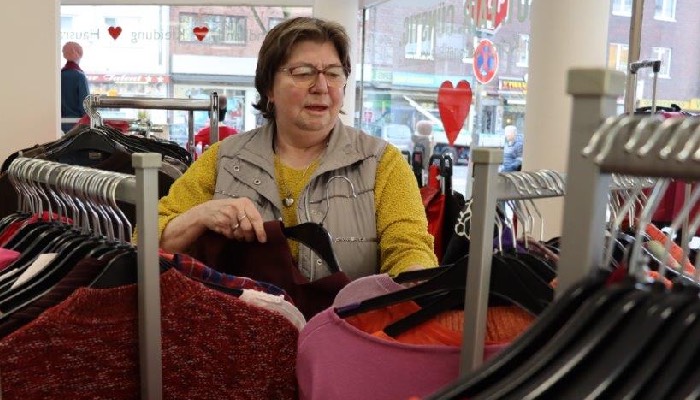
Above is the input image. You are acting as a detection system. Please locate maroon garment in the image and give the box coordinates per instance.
[61,61,83,72]
[189,221,351,320]
[0,256,107,339]
[0,269,298,400]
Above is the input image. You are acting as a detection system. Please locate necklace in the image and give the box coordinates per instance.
[274,153,320,207]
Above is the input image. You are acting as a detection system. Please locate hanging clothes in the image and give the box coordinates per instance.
[0,269,299,400]
[188,220,351,320]
[296,307,511,400]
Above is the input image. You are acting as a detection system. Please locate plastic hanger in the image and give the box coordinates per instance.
[336,251,552,321]
[602,285,700,399]
[282,222,341,274]
[515,282,695,399]
[424,270,614,400]
[466,278,643,399]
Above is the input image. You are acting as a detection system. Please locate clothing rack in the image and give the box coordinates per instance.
[8,154,163,400]
[460,150,566,375]
[461,146,656,375]
[83,93,220,155]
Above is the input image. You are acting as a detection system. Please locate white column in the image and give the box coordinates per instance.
[0,0,61,165]
[313,0,359,127]
[523,0,611,238]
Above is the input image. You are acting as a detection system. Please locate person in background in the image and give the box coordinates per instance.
[193,95,239,152]
[501,124,523,172]
[412,120,434,170]
[157,16,437,280]
[60,42,90,133]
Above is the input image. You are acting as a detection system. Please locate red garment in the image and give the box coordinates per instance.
[194,125,238,147]
[76,115,130,132]
[60,61,82,72]
[421,164,446,262]
[188,221,351,320]
[0,269,299,400]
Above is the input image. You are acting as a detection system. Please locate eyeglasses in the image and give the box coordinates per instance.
[279,64,347,88]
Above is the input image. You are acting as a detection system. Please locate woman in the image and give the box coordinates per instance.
[158,17,437,280]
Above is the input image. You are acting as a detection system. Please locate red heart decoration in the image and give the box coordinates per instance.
[193,26,209,41]
[108,26,122,40]
[437,80,473,146]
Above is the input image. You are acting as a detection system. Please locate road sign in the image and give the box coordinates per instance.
[472,39,499,84]
[467,0,509,32]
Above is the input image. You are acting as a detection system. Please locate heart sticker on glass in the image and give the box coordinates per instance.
[437,80,473,146]
[108,26,122,40]
[193,26,209,41]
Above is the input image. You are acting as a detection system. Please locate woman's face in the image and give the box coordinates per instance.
[269,40,345,135]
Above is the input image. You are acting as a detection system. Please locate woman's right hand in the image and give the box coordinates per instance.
[195,198,267,243]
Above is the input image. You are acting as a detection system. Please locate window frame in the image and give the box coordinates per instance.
[608,42,629,72]
[650,46,672,78]
[611,0,633,17]
[654,0,677,21]
[516,34,529,67]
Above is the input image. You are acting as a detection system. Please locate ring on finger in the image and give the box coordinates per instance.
[232,222,240,230]
[238,213,248,221]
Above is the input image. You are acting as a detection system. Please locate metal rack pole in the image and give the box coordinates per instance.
[133,153,164,400]
[209,92,219,146]
[460,147,502,374]
[84,94,220,158]
[556,69,626,296]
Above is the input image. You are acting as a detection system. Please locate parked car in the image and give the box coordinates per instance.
[430,122,471,165]
[381,123,413,153]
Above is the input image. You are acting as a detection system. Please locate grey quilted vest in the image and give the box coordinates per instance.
[213,121,388,281]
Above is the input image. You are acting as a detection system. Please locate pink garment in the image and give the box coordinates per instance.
[297,308,506,400]
[0,248,19,271]
[332,274,405,307]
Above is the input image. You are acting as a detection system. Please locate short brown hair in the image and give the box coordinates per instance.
[252,17,351,120]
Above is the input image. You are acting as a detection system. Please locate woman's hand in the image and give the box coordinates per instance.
[197,198,267,243]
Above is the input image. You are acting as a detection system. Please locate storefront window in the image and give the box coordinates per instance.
[359,0,533,179]
[60,5,312,146]
[608,0,699,114]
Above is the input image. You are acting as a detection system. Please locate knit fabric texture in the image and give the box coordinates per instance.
[0,269,299,400]
[296,307,509,400]
[157,136,438,276]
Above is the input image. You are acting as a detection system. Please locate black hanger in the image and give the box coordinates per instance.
[463,277,647,399]
[600,285,700,399]
[89,249,139,288]
[336,252,553,320]
[412,145,425,187]
[282,222,341,274]
[512,282,694,399]
[45,128,124,165]
[631,297,700,400]
[424,270,614,400]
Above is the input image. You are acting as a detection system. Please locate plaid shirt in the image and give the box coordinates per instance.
[159,250,293,304]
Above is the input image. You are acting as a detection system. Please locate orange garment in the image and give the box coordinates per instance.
[645,223,695,275]
[346,301,534,346]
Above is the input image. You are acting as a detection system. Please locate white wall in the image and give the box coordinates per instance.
[0,0,61,165]
[523,0,611,238]
[314,0,359,126]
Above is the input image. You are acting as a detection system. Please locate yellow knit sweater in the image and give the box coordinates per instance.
[157,141,438,276]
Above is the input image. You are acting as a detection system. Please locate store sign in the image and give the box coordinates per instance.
[87,74,171,84]
[499,77,527,94]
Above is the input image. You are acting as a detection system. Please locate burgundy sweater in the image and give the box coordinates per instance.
[0,269,299,399]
